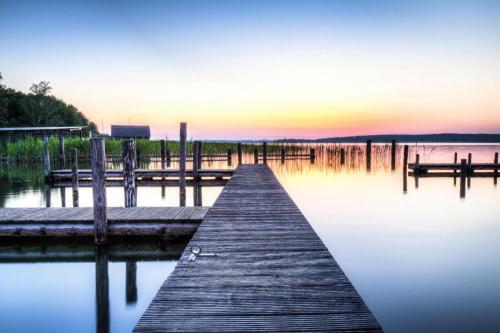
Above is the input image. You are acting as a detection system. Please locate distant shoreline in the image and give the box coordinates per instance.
[278,134,500,143]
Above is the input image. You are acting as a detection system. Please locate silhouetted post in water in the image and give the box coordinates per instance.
[415,153,420,189]
[193,181,202,206]
[403,145,409,193]
[179,123,187,207]
[467,153,472,188]
[166,149,171,167]
[460,159,467,198]
[227,149,232,166]
[391,139,396,171]
[494,152,498,186]
[263,142,268,164]
[237,143,242,164]
[453,152,458,186]
[71,148,79,207]
[254,148,258,164]
[197,142,202,170]
[192,141,200,180]
[123,139,137,207]
[310,148,315,164]
[280,147,285,164]
[91,137,108,244]
[43,136,51,181]
[340,148,345,165]
[95,246,109,333]
[366,140,372,172]
[126,261,137,304]
[58,136,65,169]
[160,140,166,182]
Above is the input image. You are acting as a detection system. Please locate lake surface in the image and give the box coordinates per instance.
[1,143,499,332]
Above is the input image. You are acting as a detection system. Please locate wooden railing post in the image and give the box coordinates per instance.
[391,139,396,171]
[237,143,242,165]
[179,123,187,206]
[43,136,51,181]
[227,149,232,166]
[123,139,137,207]
[91,137,108,244]
[58,136,65,169]
[460,159,466,198]
[263,142,268,164]
[71,148,79,207]
[366,139,372,172]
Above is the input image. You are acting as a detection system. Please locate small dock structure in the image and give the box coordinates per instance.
[134,165,381,332]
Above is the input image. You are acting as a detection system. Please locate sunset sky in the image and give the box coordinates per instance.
[1,0,499,139]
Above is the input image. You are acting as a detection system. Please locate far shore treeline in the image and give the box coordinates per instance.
[0,73,97,133]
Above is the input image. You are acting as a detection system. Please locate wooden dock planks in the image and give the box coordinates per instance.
[134,164,381,332]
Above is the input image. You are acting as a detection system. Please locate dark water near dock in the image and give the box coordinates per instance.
[0,143,499,332]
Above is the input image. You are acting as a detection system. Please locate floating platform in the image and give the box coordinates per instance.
[134,164,381,332]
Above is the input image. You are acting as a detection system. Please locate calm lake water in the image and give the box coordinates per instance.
[1,143,499,332]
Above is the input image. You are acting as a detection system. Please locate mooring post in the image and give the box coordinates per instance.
[494,152,498,186]
[403,144,409,193]
[58,136,65,169]
[467,153,472,188]
[366,139,372,172]
[391,139,396,171]
[263,142,268,164]
[179,122,187,206]
[60,187,66,207]
[91,137,108,244]
[160,139,166,169]
[166,149,171,167]
[280,147,285,164]
[193,141,200,180]
[340,147,346,165]
[254,148,258,164]
[193,181,202,206]
[237,143,242,164]
[43,136,51,181]
[310,148,315,164]
[197,141,202,169]
[460,159,466,198]
[95,246,109,333]
[71,148,79,207]
[123,139,137,207]
[227,149,232,166]
[415,153,420,189]
[126,261,137,304]
[453,152,458,186]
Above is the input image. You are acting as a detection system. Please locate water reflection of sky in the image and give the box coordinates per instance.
[0,144,499,332]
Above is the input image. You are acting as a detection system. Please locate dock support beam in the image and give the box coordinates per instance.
[237,143,242,164]
[91,137,108,244]
[123,139,137,207]
[366,139,372,172]
[179,123,187,207]
[43,136,51,181]
[391,139,396,171]
[71,148,79,207]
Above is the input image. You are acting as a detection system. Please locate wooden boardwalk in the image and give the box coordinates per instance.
[0,207,208,237]
[134,165,381,332]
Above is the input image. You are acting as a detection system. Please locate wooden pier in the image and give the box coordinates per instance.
[408,162,500,177]
[0,207,208,238]
[134,165,381,332]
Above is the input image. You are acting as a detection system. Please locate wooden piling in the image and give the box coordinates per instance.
[166,149,171,167]
[310,148,315,163]
[71,148,79,207]
[280,147,285,164]
[263,142,268,164]
[60,187,66,207]
[460,159,466,198]
[391,139,396,171]
[403,144,408,193]
[192,141,199,180]
[340,148,345,165]
[160,140,166,169]
[179,123,187,207]
[43,136,51,180]
[58,136,65,169]
[95,246,109,333]
[453,152,458,186]
[494,152,498,186]
[237,143,242,165]
[227,149,232,166]
[366,139,372,171]
[91,137,108,244]
[254,148,258,164]
[415,153,420,189]
[126,261,138,304]
[193,181,202,207]
[123,139,137,207]
[197,142,202,169]
[467,153,472,188]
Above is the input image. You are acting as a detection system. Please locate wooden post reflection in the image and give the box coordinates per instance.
[95,246,109,333]
[126,261,137,304]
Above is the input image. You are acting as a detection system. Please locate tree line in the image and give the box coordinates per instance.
[0,73,98,133]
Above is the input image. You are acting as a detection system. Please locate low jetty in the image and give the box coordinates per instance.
[134,165,381,332]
